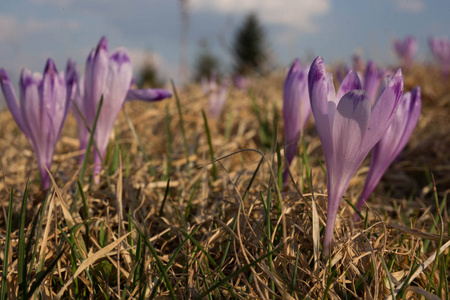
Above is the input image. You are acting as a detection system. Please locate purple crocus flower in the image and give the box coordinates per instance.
[233,74,250,91]
[0,59,76,189]
[308,57,403,256]
[74,37,172,178]
[428,36,450,77]
[282,59,311,186]
[393,36,418,69]
[208,77,229,119]
[356,87,421,211]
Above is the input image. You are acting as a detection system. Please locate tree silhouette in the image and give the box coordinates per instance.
[232,13,268,75]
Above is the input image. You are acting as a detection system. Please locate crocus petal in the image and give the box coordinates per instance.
[308,57,335,163]
[364,69,403,153]
[357,87,421,210]
[323,90,371,256]
[125,88,172,102]
[363,61,383,103]
[40,59,68,143]
[0,69,27,133]
[336,71,362,100]
[85,36,109,124]
[93,49,133,163]
[19,68,42,153]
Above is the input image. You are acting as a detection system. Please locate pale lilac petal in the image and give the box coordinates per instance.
[336,71,362,100]
[94,48,133,163]
[332,90,371,169]
[357,87,421,210]
[364,69,403,153]
[363,61,383,103]
[40,59,68,143]
[85,36,109,124]
[308,57,335,163]
[125,88,172,102]
[0,69,27,133]
[19,69,42,152]
[65,59,77,112]
[324,90,371,256]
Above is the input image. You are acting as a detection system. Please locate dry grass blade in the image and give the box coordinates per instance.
[388,223,450,242]
[310,174,320,273]
[54,232,132,299]
[385,239,450,300]
[404,286,442,300]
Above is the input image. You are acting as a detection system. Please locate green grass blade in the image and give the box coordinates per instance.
[165,103,173,179]
[194,243,284,299]
[27,239,65,297]
[148,226,199,299]
[18,181,29,299]
[202,110,217,181]
[109,143,120,175]
[179,228,236,298]
[27,192,50,283]
[77,180,90,248]
[158,178,171,217]
[1,188,14,300]
[171,79,191,177]
[123,106,150,162]
[220,157,264,267]
[133,221,176,299]
[185,179,201,222]
[79,94,104,183]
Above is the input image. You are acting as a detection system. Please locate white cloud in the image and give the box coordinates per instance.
[191,0,330,32]
[0,15,80,42]
[395,0,425,13]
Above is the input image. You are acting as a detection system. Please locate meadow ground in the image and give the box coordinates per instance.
[0,64,449,299]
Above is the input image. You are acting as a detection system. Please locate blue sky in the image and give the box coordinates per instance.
[1,0,449,103]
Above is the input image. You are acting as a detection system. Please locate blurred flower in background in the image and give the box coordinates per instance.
[0,59,76,189]
[393,35,418,69]
[428,36,450,77]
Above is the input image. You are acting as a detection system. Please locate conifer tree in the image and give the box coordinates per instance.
[232,13,268,75]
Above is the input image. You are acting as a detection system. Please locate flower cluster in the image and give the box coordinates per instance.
[308,57,405,256]
[1,37,172,188]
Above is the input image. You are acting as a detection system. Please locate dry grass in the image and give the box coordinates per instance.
[0,63,449,299]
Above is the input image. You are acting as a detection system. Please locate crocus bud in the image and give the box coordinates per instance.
[1,59,73,189]
[308,57,403,257]
[282,59,310,186]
